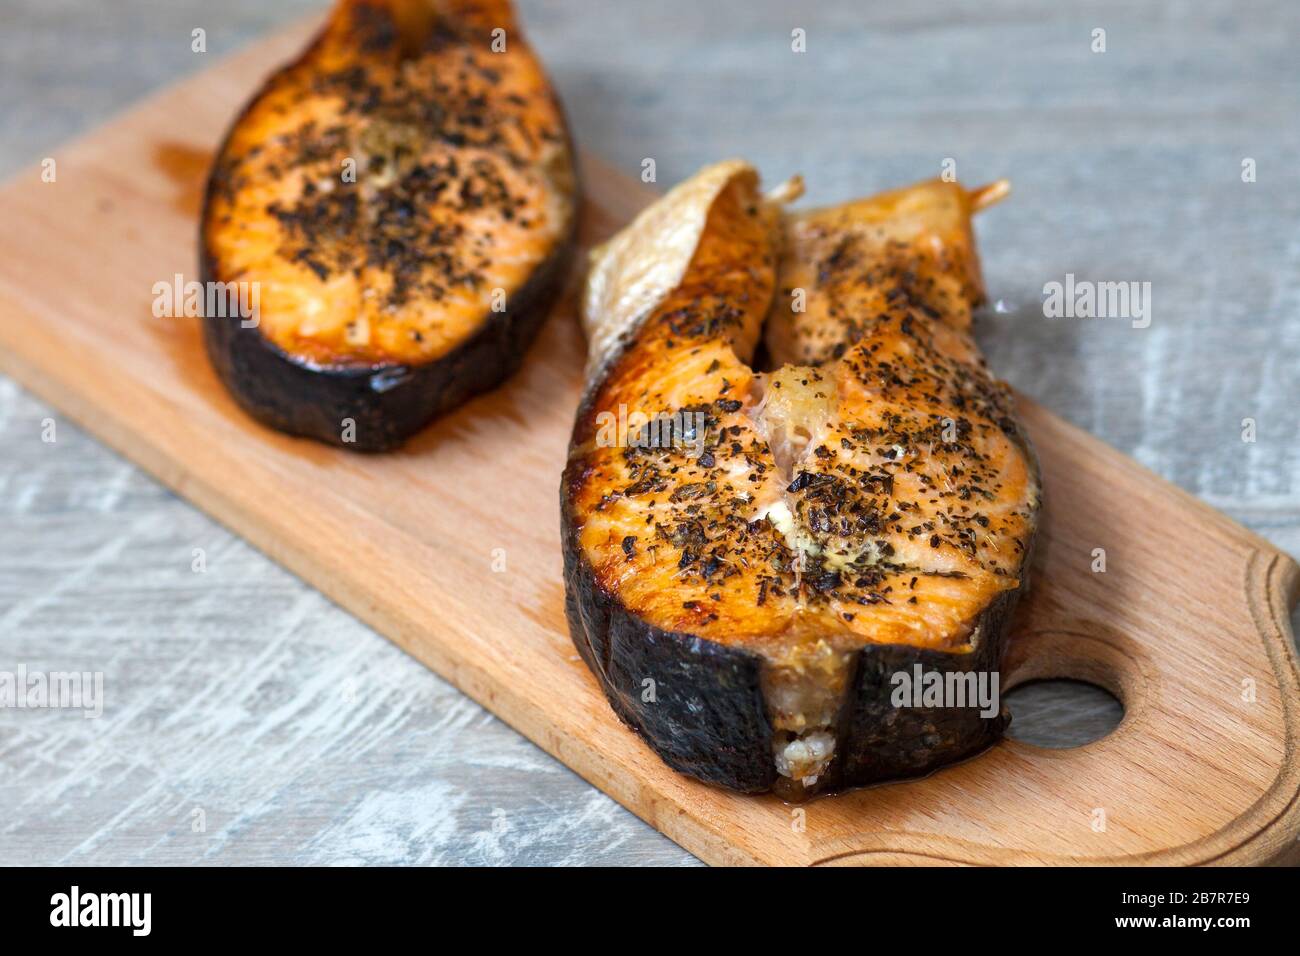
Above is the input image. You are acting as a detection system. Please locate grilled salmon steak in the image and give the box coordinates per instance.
[563,161,1038,797]
[202,0,577,451]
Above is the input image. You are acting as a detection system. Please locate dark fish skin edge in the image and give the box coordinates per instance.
[198,24,580,454]
[562,479,777,792]
[200,228,575,453]
[561,387,1041,796]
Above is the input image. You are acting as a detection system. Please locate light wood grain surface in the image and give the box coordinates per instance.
[2,0,1298,865]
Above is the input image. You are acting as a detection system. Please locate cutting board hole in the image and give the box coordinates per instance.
[1004,679,1123,748]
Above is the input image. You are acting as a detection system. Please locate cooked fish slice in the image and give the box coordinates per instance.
[564,162,1038,797]
[202,0,578,450]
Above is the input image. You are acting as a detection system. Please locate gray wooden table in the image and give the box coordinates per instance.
[2,0,1297,865]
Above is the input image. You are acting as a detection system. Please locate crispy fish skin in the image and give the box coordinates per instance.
[201,0,577,451]
[563,164,1038,797]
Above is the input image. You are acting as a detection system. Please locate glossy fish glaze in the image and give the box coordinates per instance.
[202,0,577,450]
[563,163,1038,797]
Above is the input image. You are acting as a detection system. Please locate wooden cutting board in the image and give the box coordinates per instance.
[2,15,1297,867]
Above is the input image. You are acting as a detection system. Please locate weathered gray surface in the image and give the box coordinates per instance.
[1,0,1296,865]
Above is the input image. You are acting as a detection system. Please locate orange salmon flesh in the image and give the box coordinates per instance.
[566,164,1039,793]
[203,0,575,369]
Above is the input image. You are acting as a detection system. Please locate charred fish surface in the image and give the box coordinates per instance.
[563,163,1038,798]
[201,0,578,451]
